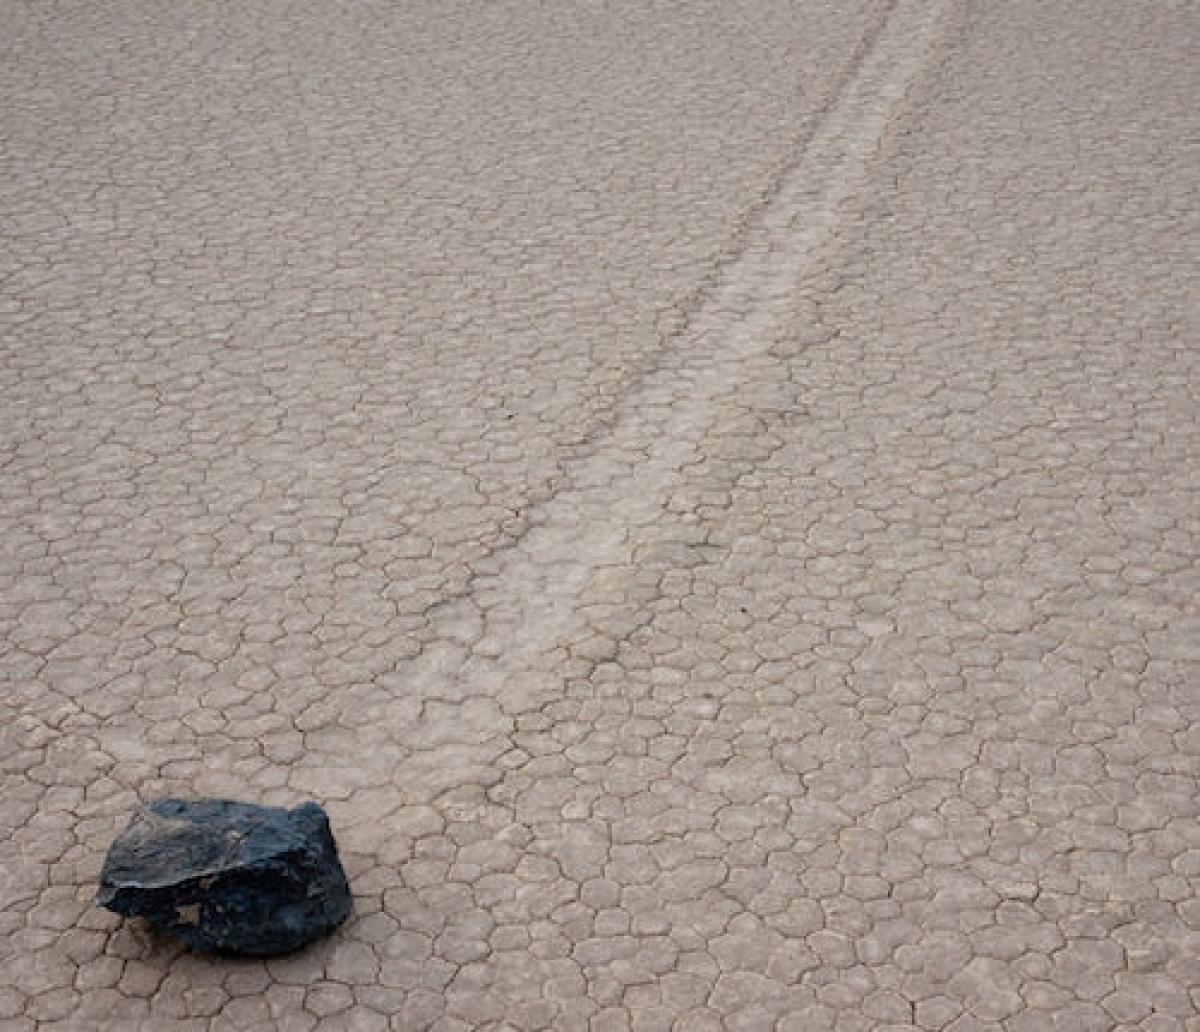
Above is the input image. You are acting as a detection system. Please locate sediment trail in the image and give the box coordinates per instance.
[352,0,955,800]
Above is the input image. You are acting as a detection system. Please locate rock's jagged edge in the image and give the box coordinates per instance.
[97,798,352,956]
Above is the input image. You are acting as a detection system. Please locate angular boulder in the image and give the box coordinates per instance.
[97,797,351,955]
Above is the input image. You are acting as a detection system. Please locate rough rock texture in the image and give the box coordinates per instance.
[97,799,351,955]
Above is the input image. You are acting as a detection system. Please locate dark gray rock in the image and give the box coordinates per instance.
[97,797,351,955]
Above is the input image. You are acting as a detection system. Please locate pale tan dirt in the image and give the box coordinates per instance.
[2,0,1198,1029]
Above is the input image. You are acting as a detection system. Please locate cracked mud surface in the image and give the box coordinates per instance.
[2,0,1198,1029]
